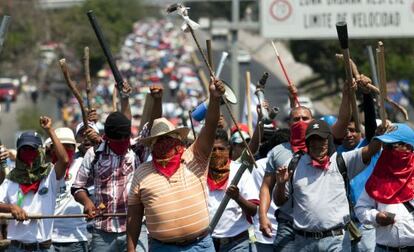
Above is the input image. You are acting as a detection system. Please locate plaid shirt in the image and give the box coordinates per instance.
[72,124,149,233]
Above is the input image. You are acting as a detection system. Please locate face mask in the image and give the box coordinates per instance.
[51,147,75,164]
[209,149,230,171]
[108,138,130,155]
[290,121,309,153]
[18,148,39,166]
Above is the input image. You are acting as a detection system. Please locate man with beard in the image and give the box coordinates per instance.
[207,129,258,252]
[274,119,384,251]
[355,124,414,251]
[259,81,352,251]
[126,78,225,252]
[0,117,69,251]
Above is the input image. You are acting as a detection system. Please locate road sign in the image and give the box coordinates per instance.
[261,0,414,39]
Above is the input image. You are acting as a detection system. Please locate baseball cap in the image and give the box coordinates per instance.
[230,131,251,144]
[374,123,414,148]
[230,124,249,135]
[305,119,331,140]
[16,131,42,150]
[75,122,100,137]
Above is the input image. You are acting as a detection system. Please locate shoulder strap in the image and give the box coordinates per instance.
[288,151,303,207]
[403,201,414,213]
[90,143,104,178]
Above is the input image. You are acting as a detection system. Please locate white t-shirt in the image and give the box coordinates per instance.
[208,161,258,238]
[251,158,277,244]
[52,156,88,242]
[0,169,59,243]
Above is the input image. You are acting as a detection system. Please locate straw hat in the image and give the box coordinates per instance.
[139,117,190,146]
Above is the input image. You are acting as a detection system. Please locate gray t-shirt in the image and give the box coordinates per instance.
[266,142,293,220]
[285,148,365,231]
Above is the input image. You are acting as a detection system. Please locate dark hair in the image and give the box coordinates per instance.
[215,128,229,143]
[258,128,290,159]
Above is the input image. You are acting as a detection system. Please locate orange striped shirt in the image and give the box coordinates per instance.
[128,144,210,242]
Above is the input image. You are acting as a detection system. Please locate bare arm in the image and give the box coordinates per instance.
[249,120,263,156]
[194,79,225,158]
[127,203,144,252]
[274,166,292,206]
[332,82,352,141]
[147,86,163,130]
[259,173,276,237]
[227,185,257,216]
[40,116,69,180]
[120,81,132,121]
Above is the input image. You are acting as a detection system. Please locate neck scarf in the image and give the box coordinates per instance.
[208,159,230,191]
[8,148,52,186]
[290,121,309,153]
[365,149,414,204]
[310,155,330,170]
[106,137,130,155]
[152,137,185,178]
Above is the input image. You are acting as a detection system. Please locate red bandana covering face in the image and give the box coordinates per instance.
[290,121,309,153]
[365,149,414,204]
[152,137,185,178]
[52,148,75,179]
[18,149,39,167]
[107,137,130,155]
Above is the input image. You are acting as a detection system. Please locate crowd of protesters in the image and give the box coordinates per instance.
[0,18,414,252]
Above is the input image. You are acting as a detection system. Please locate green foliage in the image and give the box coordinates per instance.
[16,107,43,134]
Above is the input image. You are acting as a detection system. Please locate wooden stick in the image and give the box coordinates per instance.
[59,59,88,128]
[206,39,214,72]
[376,42,387,127]
[385,97,409,121]
[84,47,93,111]
[0,212,126,220]
[245,71,253,136]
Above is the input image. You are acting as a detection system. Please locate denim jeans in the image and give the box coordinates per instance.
[7,244,49,252]
[294,232,351,252]
[351,225,376,252]
[148,234,215,252]
[48,241,88,252]
[91,225,148,252]
[253,242,273,252]
[273,219,296,252]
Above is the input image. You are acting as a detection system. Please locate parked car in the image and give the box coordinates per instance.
[0,80,18,102]
[237,49,251,64]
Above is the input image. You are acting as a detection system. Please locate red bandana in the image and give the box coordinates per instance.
[207,172,229,191]
[107,138,130,155]
[19,180,41,195]
[18,149,39,167]
[52,148,75,179]
[365,149,414,204]
[152,137,185,178]
[290,121,309,153]
[310,155,330,170]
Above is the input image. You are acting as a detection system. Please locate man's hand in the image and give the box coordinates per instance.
[119,81,132,98]
[375,120,394,136]
[84,202,97,220]
[150,85,163,99]
[276,166,292,185]
[209,78,225,99]
[376,211,395,226]
[356,74,376,95]
[84,128,101,145]
[259,216,273,238]
[10,205,28,221]
[287,84,298,97]
[226,185,240,201]
[0,146,8,162]
[39,116,52,132]
[87,108,99,123]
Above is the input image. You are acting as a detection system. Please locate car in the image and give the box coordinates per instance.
[237,49,251,64]
[0,81,18,102]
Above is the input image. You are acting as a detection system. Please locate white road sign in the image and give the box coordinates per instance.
[261,0,414,39]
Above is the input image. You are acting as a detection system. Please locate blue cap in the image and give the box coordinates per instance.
[320,115,337,127]
[374,123,414,148]
[16,131,42,150]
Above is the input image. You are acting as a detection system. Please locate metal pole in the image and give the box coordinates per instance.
[0,15,11,55]
[231,0,240,120]
[366,45,379,86]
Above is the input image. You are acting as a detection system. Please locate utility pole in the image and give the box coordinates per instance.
[231,0,240,120]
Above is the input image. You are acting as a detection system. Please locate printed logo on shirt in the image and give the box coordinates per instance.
[313,124,319,129]
[38,187,49,195]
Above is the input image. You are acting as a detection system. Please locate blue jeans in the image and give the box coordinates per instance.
[7,244,49,252]
[91,225,148,252]
[253,242,273,252]
[48,241,88,252]
[294,232,351,252]
[351,225,376,252]
[273,219,296,252]
[149,234,215,252]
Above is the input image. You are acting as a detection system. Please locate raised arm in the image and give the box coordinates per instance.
[147,86,163,130]
[40,116,68,180]
[274,166,292,206]
[120,81,132,121]
[358,74,377,142]
[194,78,225,157]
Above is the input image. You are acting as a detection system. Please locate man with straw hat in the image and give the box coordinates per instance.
[127,78,225,252]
